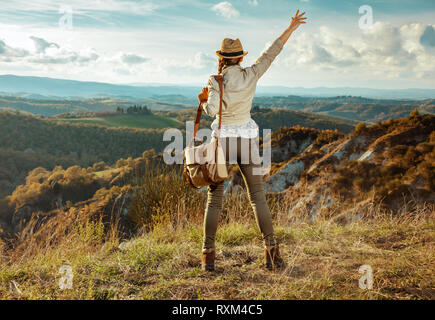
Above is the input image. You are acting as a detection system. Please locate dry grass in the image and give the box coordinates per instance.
[2,113,433,300]
[0,194,433,300]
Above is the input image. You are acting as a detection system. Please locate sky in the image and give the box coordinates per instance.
[0,0,434,89]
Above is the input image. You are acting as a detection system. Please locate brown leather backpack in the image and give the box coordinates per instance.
[183,75,228,188]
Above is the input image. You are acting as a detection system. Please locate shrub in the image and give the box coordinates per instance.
[418,161,435,191]
[388,145,408,159]
[354,122,367,134]
[410,109,419,117]
[93,161,107,171]
[129,165,205,231]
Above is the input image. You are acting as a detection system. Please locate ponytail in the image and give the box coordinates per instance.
[218,58,225,75]
[218,57,242,75]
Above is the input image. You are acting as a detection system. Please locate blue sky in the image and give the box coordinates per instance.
[0,0,434,88]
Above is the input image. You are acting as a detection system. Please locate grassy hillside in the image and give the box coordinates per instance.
[0,166,433,300]
[0,96,189,117]
[54,114,181,129]
[0,113,434,299]
[1,213,433,300]
[58,108,355,133]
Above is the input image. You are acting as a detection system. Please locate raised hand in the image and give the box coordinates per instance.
[288,10,307,33]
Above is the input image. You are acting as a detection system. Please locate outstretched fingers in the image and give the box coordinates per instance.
[296,13,306,21]
[292,10,307,21]
[289,10,308,29]
[295,12,307,23]
[294,19,307,25]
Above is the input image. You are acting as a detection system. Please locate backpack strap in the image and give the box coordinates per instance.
[213,75,224,130]
[192,102,203,144]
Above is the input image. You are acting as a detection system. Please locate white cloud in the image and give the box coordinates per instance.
[29,47,99,65]
[0,36,99,65]
[30,36,59,53]
[248,0,259,6]
[0,39,29,61]
[212,2,240,19]
[165,51,216,75]
[192,52,216,69]
[107,51,214,82]
[0,25,219,84]
[282,22,435,80]
[420,25,435,48]
[120,53,149,65]
[1,17,434,88]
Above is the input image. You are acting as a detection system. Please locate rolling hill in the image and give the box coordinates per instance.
[253,96,435,123]
[54,113,182,129]
[2,74,435,100]
[0,111,169,199]
[1,90,434,127]
[0,107,356,199]
[0,95,190,117]
[0,74,200,100]
[2,111,432,231]
[0,112,433,300]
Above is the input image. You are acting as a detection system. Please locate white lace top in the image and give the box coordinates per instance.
[211,117,259,139]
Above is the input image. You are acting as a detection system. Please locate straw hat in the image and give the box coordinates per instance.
[216,38,248,59]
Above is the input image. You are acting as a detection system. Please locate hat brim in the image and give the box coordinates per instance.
[216,50,248,59]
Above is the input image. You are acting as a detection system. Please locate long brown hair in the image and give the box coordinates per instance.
[218,57,242,74]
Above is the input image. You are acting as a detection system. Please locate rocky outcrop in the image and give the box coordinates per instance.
[271,137,315,163]
[266,113,435,219]
[266,160,304,192]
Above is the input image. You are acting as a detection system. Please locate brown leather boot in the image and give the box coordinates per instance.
[201,248,215,271]
[264,244,285,270]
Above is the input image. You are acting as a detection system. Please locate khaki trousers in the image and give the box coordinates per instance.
[202,137,277,250]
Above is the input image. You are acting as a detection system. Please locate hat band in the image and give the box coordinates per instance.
[219,50,244,57]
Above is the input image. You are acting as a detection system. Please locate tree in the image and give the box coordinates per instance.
[355,122,367,134]
[410,109,419,117]
[93,161,107,171]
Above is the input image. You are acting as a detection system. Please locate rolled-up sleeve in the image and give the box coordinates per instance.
[202,75,220,117]
[249,38,284,79]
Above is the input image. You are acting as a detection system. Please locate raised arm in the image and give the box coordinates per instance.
[249,10,307,79]
[279,10,306,45]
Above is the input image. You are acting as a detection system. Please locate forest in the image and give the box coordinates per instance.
[0,111,167,198]
[0,107,358,199]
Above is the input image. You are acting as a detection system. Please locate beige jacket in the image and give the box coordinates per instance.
[203,38,284,126]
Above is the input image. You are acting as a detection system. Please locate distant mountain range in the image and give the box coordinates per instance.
[1,74,435,100]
